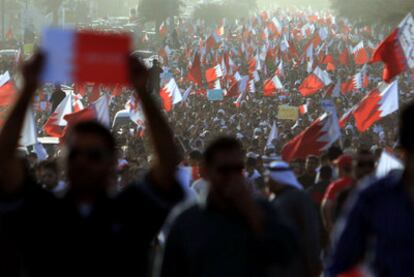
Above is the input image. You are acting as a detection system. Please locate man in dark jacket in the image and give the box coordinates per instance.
[0,53,183,275]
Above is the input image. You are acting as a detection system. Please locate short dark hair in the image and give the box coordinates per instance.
[189,150,203,161]
[203,137,243,165]
[66,121,116,154]
[38,159,58,172]
[400,102,414,152]
[319,166,332,180]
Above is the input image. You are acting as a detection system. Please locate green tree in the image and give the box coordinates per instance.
[330,0,414,26]
[138,0,183,31]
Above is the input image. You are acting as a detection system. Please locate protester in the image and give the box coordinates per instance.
[266,161,321,276]
[158,137,297,276]
[321,155,354,233]
[327,102,414,276]
[0,4,413,276]
[0,53,184,275]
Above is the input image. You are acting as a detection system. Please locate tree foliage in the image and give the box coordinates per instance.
[192,0,257,25]
[330,0,414,26]
[138,0,183,29]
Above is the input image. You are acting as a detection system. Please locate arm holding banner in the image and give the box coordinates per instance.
[0,53,44,194]
[128,55,182,192]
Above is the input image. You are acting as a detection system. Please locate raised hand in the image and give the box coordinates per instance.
[21,52,45,93]
[128,55,150,94]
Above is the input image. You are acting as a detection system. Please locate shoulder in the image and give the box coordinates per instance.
[358,171,403,200]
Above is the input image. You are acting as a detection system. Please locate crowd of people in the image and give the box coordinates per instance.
[1,7,414,276]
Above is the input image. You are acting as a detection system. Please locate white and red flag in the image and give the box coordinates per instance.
[187,52,203,86]
[263,75,284,96]
[371,13,414,83]
[352,41,370,65]
[160,78,183,112]
[353,80,399,132]
[0,72,16,107]
[205,65,223,83]
[299,66,332,96]
[282,112,340,162]
[43,92,73,137]
[299,103,308,115]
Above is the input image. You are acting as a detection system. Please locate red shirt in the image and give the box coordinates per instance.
[323,177,354,201]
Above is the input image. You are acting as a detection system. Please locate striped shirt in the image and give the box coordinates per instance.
[327,171,414,276]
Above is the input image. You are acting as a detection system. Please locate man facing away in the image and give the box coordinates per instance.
[327,102,414,276]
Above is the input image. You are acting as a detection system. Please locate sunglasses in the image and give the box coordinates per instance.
[69,148,112,162]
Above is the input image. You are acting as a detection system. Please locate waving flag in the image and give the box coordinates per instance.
[263,75,284,96]
[267,17,282,36]
[353,81,399,132]
[352,41,370,65]
[92,94,111,127]
[160,78,183,112]
[266,121,278,147]
[159,21,168,38]
[43,92,73,137]
[282,112,340,162]
[299,67,332,96]
[205,65,223,83]
[371,13,414,83]
[339,46,350,65]
[125,96,145,127]
[0,79,16,106]
[187,52,203,86]
[299,103,308,115]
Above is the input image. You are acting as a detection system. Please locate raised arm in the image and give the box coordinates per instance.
[128,55,181,191]
[0,53,44,193]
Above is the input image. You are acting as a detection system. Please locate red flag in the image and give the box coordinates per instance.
[0,82,17,106]
[205,65,223,83]
[371,29,406,83]
[339,47,350,65]
[341,79,355,95]
[282,113,340,162]
[299,67,332,96]
[159,22,168,38]
[43,93,73,137]
[187,52,203,86]
[353,42,369,65]
[263,75,284,96]
[160,78,182,112]
[353,81,399,132]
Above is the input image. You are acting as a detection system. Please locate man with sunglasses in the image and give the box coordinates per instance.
[0,53,183,275]
[159,137,296,276]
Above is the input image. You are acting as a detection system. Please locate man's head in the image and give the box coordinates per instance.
[305,155,319,174]
[37,160,59,190]
[266,161,302,193]
[319,165,333,182]
[202,137,245,196]
[333,155,353,178]
[64,121,116,194]
[353,149,376,180]
[189,150,203,167]
[290,159,305,177]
